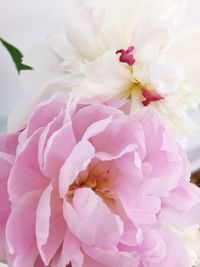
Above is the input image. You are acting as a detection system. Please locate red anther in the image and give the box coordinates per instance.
[141,87,164,107]
[116,46,135,66]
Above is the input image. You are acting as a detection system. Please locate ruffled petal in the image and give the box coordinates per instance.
[63,188,123,247]
[8,129,48,203]
[6,191,41,267]
[36,184,66,265]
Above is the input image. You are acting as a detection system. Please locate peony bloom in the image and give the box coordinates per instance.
[173,225,200,267]
[1,93,200,267]
[8,0,200,136]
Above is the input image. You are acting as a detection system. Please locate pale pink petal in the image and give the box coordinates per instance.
[25,93,66,138]
[83,255,109,267]
[146,228,189,267]
[159,201,200,227]
[104,99,130,111]
[90,118,146,159]
[74,188,123,247]
[6,191,41,267]
[72,104,123,141]
[0,133,19,155]
[38,109,65,175]
[134,108,187,197]
[164,185,199,211]
[0,152,13,262]
[82,116,113,140]
[59,140,95,197]
[42,122,76,178]
[159,183,200,226]
[0,152,14,181]
[108,152,160,225]
[177,147,191,184]
[36,184,52,260]
[82,245,138,267]
[63,188,123,247]
[95,144,136,161]
[134,108,175,162]
[8,129,48,203]
[9,246,39,267]
[120,220,143,247]
[111,152,143,187]
[51,230,83,267]
[36,184,66,265]
[119,191,161,225]
[133,228,166,265]
[181,201,200,224]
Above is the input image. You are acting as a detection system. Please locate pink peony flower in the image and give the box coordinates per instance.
[0,93,200,267]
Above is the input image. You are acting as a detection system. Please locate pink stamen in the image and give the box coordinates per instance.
[116,46,135,66]
[93,170,109,181]
[94,175,107,181]
[141,87,164,107]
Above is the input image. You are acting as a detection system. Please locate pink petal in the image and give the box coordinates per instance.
[90,117,146,160]
[74,188,123,247]
[63,188,123,247]
[36,183,66,265]
[38,108,65,176]
[6,190,41,267]
[95,144,136,161]
[0,133,19,155]
[135,108,185,196]
[164,185,199,211]
[109,152,143,189]
[147,228,189,267]
[9,246,39,267]
[159,201,200,227]
[8,129,48,203]
[42,122,76,178]
[25,93,66,138]
[0,152,13,261]
[159,183,200,226]
[51,230,83,267]
[83,255,109,267]
[134,108,171,159]
[72,104,123,141]
[82,116,113,140]
[121,220,143,247]
[134,228,166,265]
[118,190,161,225]
[82,245,138,267]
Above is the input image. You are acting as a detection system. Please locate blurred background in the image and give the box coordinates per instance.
[0,0,200,174]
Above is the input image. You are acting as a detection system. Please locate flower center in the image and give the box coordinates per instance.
[67,167,113,201]
[116,46,165,106]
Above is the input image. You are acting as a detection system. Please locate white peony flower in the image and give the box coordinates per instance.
[8,0,200,136]
[173,225,200,267]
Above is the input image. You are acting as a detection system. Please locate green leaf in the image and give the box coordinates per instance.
[0,37,33,74]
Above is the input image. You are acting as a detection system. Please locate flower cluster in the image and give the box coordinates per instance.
[1,0,200,267]
[0,94,200,267]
